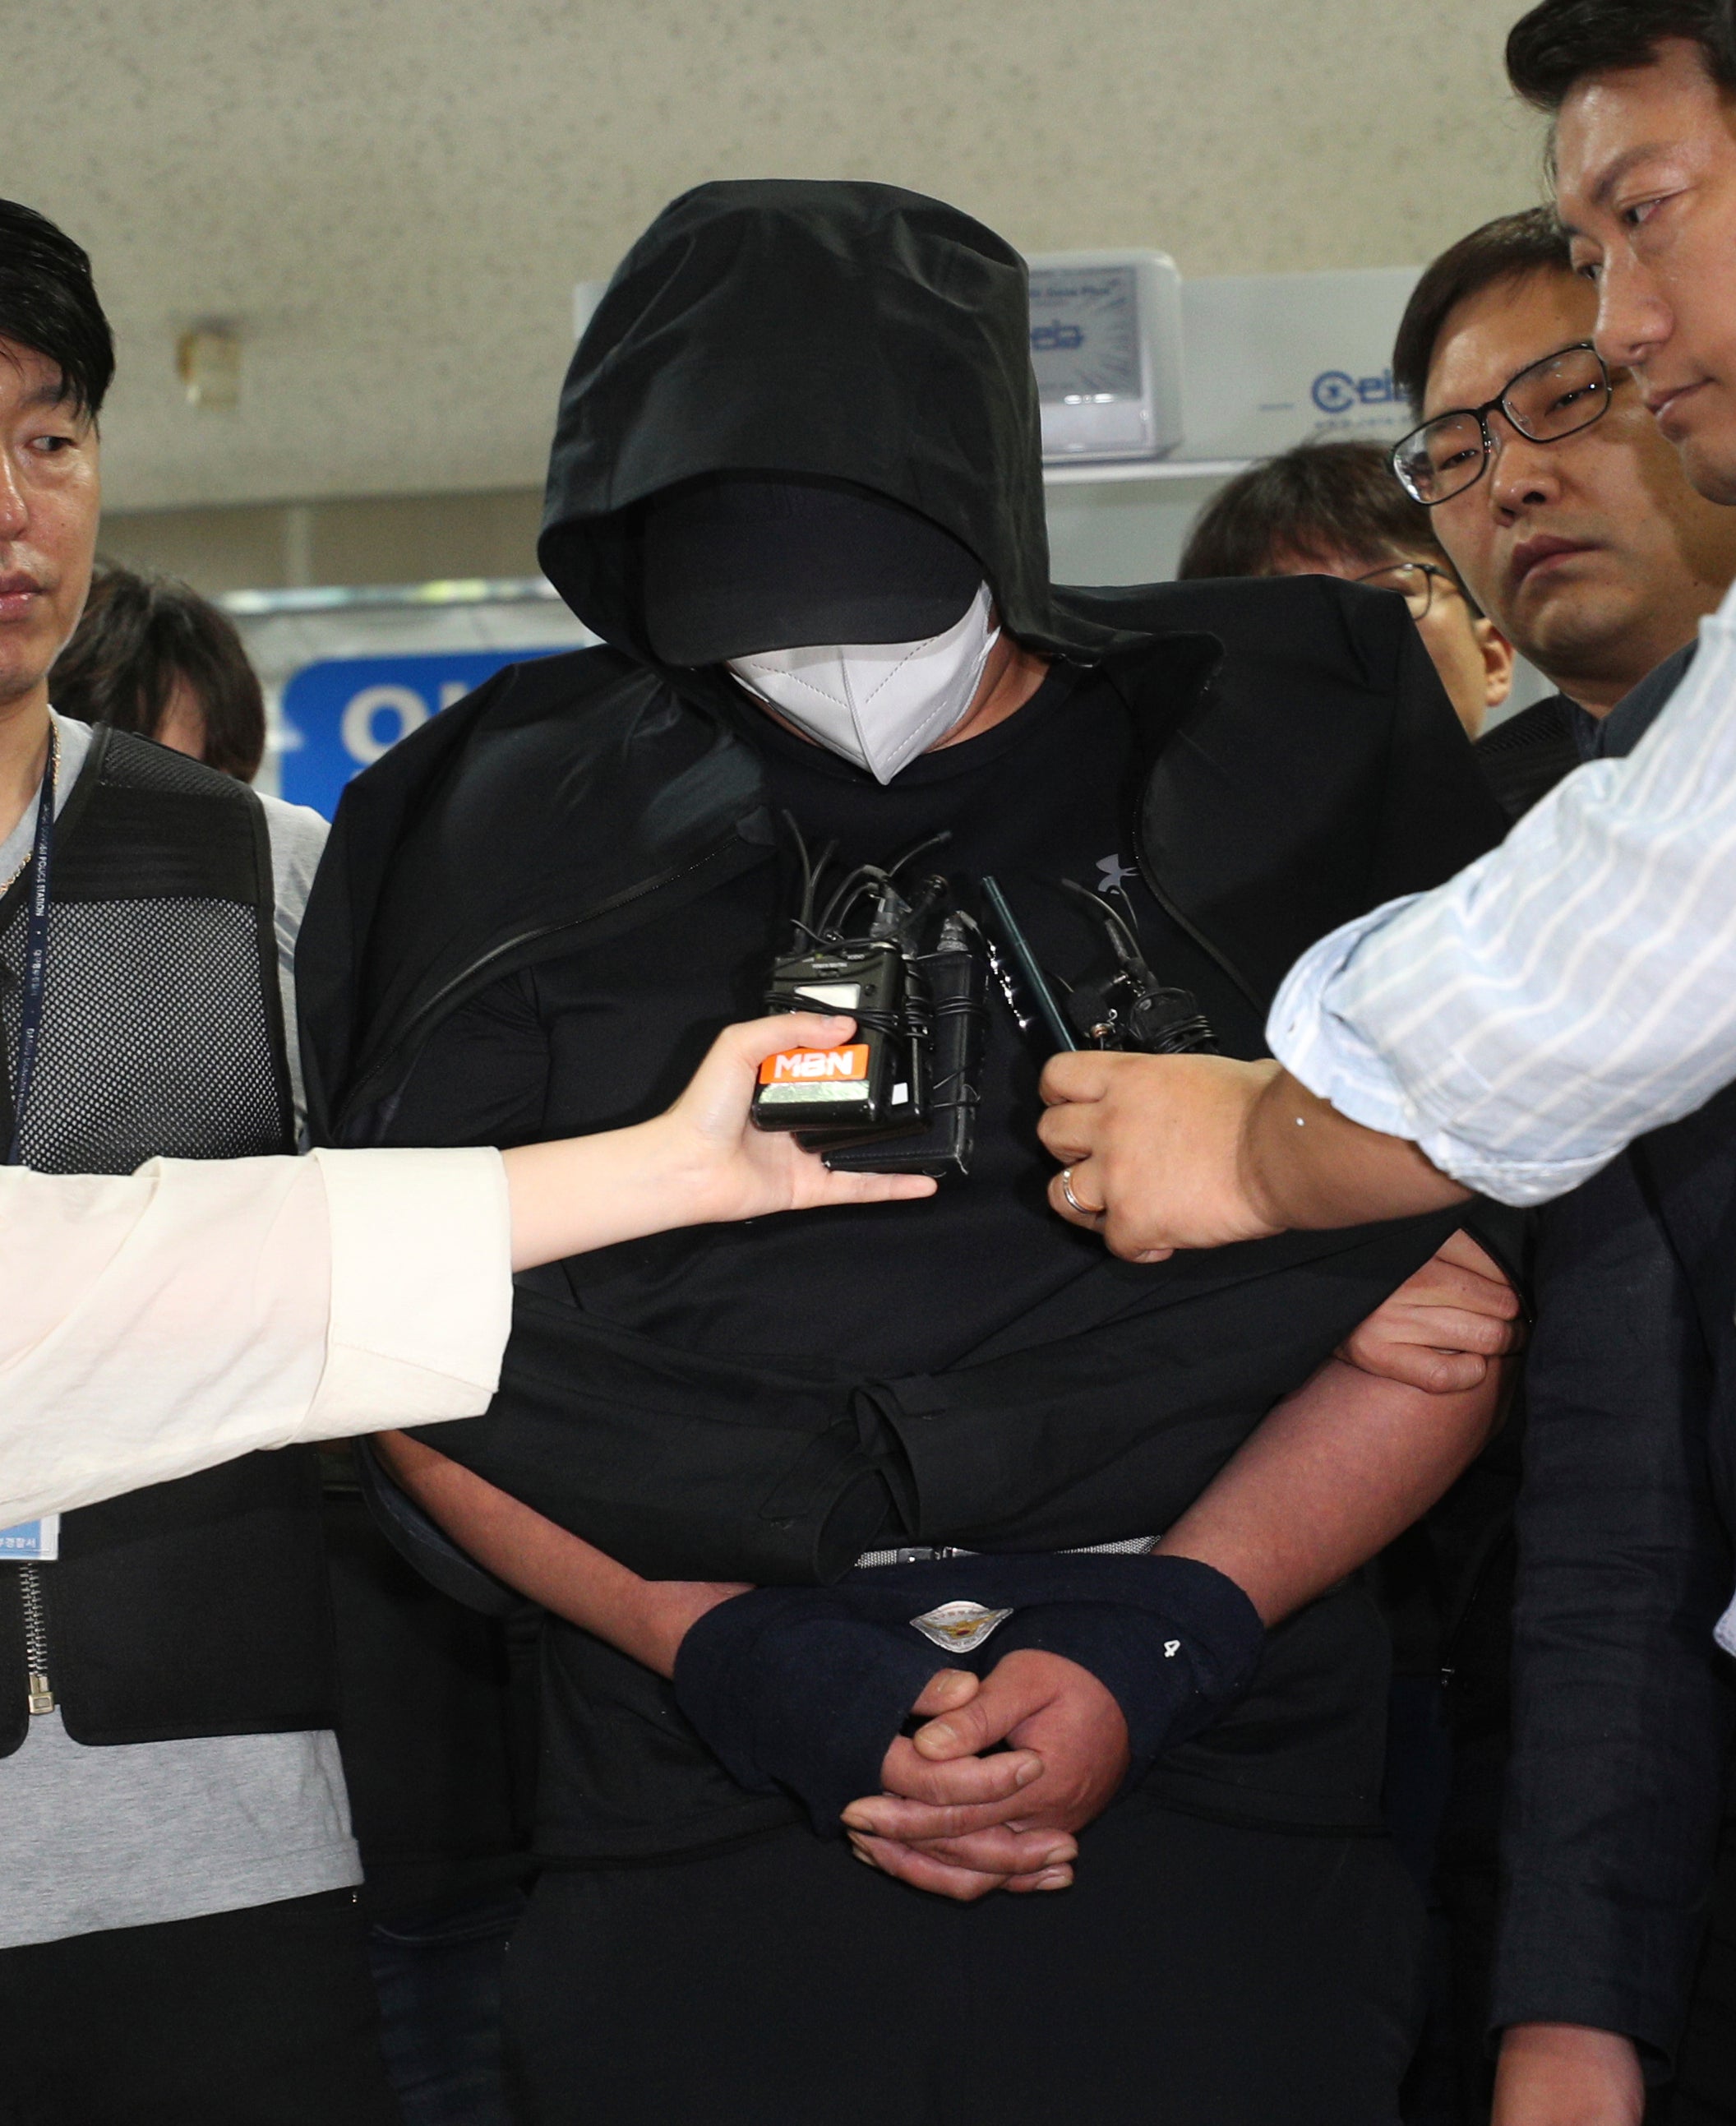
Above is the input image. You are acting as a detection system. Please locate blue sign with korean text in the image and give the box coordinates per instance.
[0,1516,58,1560]
[279,649,561,818]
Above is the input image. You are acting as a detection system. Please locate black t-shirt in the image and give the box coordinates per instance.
[388,667,1378,1862]
[392,664,1264,1378]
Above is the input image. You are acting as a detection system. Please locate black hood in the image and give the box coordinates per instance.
[301,183,1507,1139]
[538,178,1139,665]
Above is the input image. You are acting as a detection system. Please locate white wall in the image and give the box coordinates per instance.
[16,0,1548,515]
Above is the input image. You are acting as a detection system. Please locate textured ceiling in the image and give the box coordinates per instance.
[12,0,1549,512]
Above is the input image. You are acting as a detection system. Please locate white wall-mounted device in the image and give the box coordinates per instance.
[1025,250,1184,465]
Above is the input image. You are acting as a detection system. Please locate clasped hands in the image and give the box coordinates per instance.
[671,1227,1521,1905]
[843,1647,1127,1900]
[843,1204,1524,1898]
[515,1022,1521,1906]
[672,1553,1264,1904]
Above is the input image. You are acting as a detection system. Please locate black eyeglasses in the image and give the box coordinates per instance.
[1350,558,1461,620]
[1391,341,1614,506]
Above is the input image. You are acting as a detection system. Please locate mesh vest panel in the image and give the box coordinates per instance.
[2,894,285,1174]
[0,730,328,1754]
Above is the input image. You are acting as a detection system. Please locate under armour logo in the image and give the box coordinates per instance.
[1096,853,1137,894]
[1163,1639,1180,1657]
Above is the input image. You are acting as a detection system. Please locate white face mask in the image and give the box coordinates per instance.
[727,583,1000,785]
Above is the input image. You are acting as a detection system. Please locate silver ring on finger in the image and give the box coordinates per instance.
[1060,1166,1101,1218]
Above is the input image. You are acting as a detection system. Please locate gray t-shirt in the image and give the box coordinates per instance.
[0,714,352,1948]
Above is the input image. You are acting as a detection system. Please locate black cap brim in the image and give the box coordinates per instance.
[642,475,981,665]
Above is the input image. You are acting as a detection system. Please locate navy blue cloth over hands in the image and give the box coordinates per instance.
[672,1553,1264,1834]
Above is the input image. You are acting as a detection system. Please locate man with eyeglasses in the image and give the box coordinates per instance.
[1390,205,1736,820]
[1028,8,1736,1267]
[1035,2,1736,1297]
[1034,7,1736,2120]
[1181,436,1535,2116]
[1387,196,1736,2126]
[1178,437,1516,743]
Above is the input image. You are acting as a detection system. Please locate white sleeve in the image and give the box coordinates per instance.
[0,1146,511,1525]
[1267,589,1736,1205]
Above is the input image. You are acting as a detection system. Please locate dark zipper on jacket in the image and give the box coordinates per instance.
[1101,653,1267,1017]
[1130,811,1264,1016]
[18,1564,53,1714]
[345,827,768,1125]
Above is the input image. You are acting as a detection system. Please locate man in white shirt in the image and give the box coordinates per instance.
[1036,13,1736,1257]
[1034,16,1736,2123]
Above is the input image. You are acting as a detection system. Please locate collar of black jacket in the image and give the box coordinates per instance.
[295,571,1507,1145]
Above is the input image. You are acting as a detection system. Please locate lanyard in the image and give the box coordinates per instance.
[5,724,58,1167]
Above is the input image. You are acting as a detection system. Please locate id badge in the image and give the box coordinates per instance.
[0,1517,59,1562]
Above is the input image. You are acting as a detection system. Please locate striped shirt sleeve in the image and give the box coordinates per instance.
[1267,586,1736,1207]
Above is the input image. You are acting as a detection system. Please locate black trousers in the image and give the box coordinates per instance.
[1661,1782,1736,2124]
[0,1888,402,2126]
[504,1795,1426,2126]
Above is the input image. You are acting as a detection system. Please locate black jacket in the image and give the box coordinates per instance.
[1494,653,1736,2068]
[298,185,1511,1599]
[1474,695,1585,822]
[297,182,1531,1856]
[303,584,1505,1593]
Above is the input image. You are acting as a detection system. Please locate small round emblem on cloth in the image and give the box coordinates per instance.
[908,1601,1015,1653]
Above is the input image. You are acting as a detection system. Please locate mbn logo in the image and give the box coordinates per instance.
[760,1044,870,1084]
[1311,368,1399,415]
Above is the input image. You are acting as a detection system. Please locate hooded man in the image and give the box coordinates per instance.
[298,181,1523,2126]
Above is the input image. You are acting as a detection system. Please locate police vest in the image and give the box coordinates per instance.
[0,727,338,1752]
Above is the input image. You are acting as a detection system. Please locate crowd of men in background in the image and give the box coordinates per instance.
[1183,170,1736,2125]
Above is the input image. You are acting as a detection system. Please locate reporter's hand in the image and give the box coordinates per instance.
[1337,1228,1523,1393]
[651,1014,938,1223]
[1037,1051,1466,1258]
[1492,2024,1645,2126]
[503,1014,935,1268]
[841,1648,1129,1901]
[1037,1051,1282,1262]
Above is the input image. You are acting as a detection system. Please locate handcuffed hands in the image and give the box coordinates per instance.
[843,1557,1265,1898]
[672,1555,1264,1895]
[672,1583,974,1834]
[845,1647,1127,1898]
